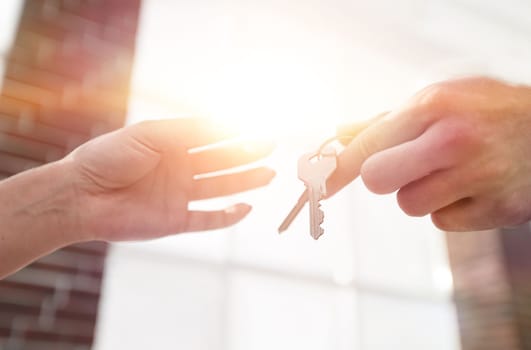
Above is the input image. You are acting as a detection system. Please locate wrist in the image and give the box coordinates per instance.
[0,158,88,278]
[26,159,87,246]
[57,156,96,243]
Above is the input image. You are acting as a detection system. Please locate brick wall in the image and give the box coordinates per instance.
[447,225,531,350]
[0,0,141,349]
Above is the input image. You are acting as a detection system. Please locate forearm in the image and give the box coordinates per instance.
[0,159,83,279]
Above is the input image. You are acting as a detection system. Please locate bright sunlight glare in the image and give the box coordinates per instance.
[130,54,344,142]
[200,54,343,139]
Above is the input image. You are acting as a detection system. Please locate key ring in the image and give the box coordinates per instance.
[314,135,354,158]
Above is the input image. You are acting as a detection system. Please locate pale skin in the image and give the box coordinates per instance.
[0,118,275,279]
[1,77,531,279]
[328,77,531,232]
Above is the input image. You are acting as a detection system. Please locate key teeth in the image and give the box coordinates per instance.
[314,208,325,240]
[313,227,324,240]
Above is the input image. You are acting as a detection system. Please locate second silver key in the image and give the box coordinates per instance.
[298,149,337,240]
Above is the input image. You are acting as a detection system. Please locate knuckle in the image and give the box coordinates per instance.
[415,77,499,113]
[439,122,469,147]
[496,196,530,227]
[430,119,480,158]
[480,159,511,182]
[357,134,377,160]
[417,83,453,110]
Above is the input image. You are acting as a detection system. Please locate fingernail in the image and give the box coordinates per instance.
[226,203,252,215]
[265,168,277,180]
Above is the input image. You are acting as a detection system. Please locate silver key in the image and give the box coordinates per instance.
[298,149,337,239]
[278,189,308,234]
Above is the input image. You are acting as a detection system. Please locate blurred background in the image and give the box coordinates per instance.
[1,0,531,349]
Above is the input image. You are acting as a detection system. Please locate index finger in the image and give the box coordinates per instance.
[326,106,434,197]
[336,111,390,145]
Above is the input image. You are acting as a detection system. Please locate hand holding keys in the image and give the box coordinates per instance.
[278,114,386,239]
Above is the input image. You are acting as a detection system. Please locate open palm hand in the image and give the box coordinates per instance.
[67,119,275,241]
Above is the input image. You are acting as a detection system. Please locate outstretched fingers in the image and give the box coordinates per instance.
[190,140,274,175]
